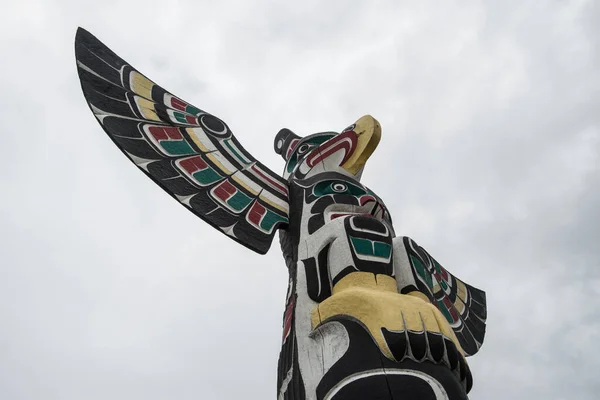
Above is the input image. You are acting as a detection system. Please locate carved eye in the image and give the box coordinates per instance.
[342,124,356,133]
[331,182,348,193]
[297,143,311,155]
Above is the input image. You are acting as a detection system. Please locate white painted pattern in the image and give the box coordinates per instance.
[313,322,350,376]
[323,368,450,400]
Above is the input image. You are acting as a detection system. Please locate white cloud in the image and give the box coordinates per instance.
[1,0,599,399]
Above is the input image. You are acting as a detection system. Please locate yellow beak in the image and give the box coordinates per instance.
[341,115,382,175]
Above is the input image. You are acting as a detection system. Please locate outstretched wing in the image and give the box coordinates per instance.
[403,237,487,356]
[75,27,289,254]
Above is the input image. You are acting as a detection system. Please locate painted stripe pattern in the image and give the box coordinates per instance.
[75,28,289,254]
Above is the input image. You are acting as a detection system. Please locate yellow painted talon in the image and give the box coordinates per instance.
[311,272,466,359]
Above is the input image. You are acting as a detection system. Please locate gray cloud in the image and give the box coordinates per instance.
[1,0,598,399]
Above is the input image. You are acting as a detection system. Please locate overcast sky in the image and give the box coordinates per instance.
[1,0,599,399]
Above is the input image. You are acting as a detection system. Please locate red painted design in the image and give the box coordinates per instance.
[185,115,197,125]
[282,296,295,342]
[171,97,187,111]
[441,267,449,282]
[285,138,300,159]
[213,180,236,201]
[251,165,288,196]
[443,297,459,321]
[178,156,208,174]
[306,131,357,168]
[359,195,377,206]
[148,126,182,141]
[248,201,266,225]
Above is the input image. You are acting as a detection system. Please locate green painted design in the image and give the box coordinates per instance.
[227,191,253,212]
[309,135,336,146]
[286,157,298,173]
[437,300,453,323]
[440,280,448,291]
[185,105,201,115]
[350,237,373,256]
[350,237,392,260]
[314,180,367,197]
[225,139,251,165]
[373,242,392,259]
[192,168,222,185]
[410,255,433,289]
[161,140,195,156]
[173,111,187,124]
[260,209,288,232]
[434,260,443,275]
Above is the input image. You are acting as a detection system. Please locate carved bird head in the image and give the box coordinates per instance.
[274,115,381,181]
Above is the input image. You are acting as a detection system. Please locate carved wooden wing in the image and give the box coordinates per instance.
[403,237,487,356]
[75,28,289,254]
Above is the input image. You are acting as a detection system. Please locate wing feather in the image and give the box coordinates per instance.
[403,237,487,356]
[75,27,289,254]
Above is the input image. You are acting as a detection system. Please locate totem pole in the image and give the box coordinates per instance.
[75,28,487,400]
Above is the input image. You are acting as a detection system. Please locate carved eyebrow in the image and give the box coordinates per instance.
[289,137,330,160]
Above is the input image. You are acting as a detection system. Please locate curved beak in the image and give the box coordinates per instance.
[341,115,382,175]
